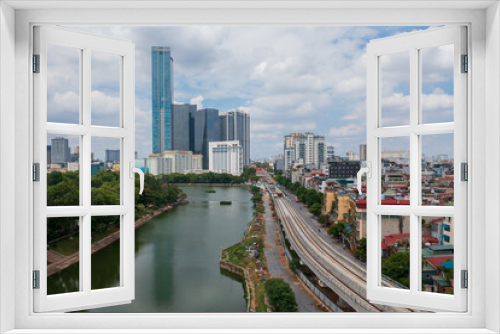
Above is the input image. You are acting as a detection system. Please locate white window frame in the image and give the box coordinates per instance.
[365,26,467,312]
[0,1,498,333]
[33,25,136,313]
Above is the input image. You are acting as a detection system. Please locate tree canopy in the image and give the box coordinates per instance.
[47,170,184,242]
[264,278,298,312]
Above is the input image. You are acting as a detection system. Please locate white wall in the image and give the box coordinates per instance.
[486,2,500,332]
[0,2,16,333]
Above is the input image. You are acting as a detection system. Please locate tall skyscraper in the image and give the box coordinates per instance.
[51,137,70,164]
[359,144,367,161]
[151,46,174,153]
[190,108,220,169]
[219,110,250,167]
[105,149,120,163]
[172,104,196,151]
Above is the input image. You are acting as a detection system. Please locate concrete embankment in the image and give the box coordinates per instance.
[219,260,252,312]
[47,200,188,277]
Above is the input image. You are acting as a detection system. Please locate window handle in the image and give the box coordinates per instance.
[130,162,145,195]
[357,162,371,195]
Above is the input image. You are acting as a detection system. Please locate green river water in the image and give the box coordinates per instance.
[47,186,252,312]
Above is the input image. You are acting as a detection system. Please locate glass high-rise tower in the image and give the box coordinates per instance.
[151,47,174,153]
[219,110,250,166]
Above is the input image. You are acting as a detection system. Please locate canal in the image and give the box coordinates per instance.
[48,186,252,313]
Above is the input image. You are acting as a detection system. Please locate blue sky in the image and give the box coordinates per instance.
[50,25,455,161]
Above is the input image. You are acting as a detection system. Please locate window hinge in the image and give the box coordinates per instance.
[33,54,40,73]
[33,163,40,182]
[461,270,468,289]
[461,54,468,73]
[33,270,40,289]
[461,162,468,181]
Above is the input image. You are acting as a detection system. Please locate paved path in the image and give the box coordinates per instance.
[47,250,66,263]
[262,193,325,312]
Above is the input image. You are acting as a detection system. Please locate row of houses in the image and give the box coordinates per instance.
[287,156,455,294]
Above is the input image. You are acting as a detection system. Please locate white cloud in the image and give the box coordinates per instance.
[190,95,204,109]
[57,25,444,159]
[329,124,364,137]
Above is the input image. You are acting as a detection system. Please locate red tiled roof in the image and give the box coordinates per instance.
[383,233,410,246]
[381,241,388,250]
[422,235,439,244]
[425,256,454,269]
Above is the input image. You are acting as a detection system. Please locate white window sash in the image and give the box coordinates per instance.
[33,26,136,313]
[366,26,467,312]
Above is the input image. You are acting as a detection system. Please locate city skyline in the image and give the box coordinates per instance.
[57,25,455,160]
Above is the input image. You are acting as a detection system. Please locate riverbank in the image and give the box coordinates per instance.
[220,189,270,312]
[47,200,188,277]
[170,183,249,187]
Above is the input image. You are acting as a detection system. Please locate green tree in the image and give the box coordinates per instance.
[381,251,410,288]
[265,278,298,312]
[327,222,345,238]
[317,214,329,225]
[309,203,322,216]
[354,237,367,261]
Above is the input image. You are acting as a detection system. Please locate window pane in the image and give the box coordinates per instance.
[47,217,80,295]
[91,137,121,206]
[421,45,454,124]
[91,51,121,127]
[91,215,121,290]
[47,44,80,124]
[380,215,410,289]
[421,133,454,206]
[47,134,80,206]
[421,216,454,294]
[381,137,410,205]
[380,51,410,127]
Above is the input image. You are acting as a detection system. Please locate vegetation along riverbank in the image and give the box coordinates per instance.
[220,186,298,312]
[47,171,186,276]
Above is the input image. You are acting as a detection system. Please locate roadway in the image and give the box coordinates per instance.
[271,187,413,313]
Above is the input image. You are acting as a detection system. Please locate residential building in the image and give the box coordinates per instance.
[274,157,285,171]
[148,153,173,176]
[328,161,361,179]
[105,149,120,163]
[163,150,193,174]
[219,109,251,166]
[67,162,79,171]
[192,154,203,171]
[148,151,202,175]
[283,132,327,169]
[360,144,367,161]
[47,145,51,165]
[50,137,70,164]
[208,140,243,176]
[327,145,335,160]
[284,147,295,170]
[346,150,358,161]
[172,104,196,151]
[151,46,174,153]
[191,108,220,169]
